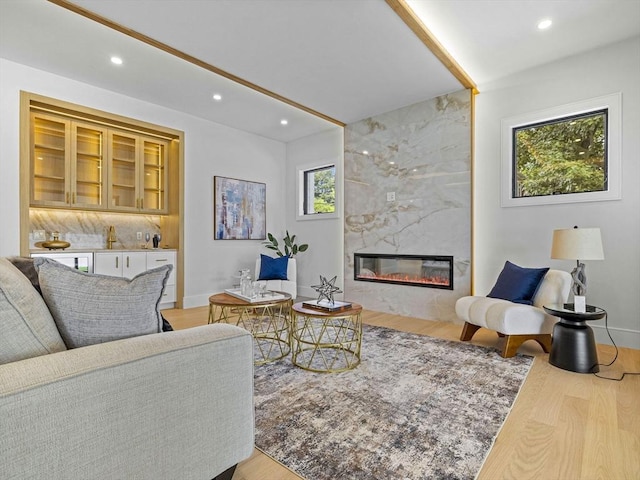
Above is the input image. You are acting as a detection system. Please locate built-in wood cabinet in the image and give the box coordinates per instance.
[31,113,107,209]
[109,132,168,213]
[30,112,168,214]
[22,92,183,308]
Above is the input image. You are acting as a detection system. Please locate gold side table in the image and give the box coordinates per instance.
[290,302,363,373]
[208,292,292,365]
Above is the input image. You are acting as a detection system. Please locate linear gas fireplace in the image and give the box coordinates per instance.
[354,253,453,290]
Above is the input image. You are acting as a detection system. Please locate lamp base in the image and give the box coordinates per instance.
[574,295,586,313]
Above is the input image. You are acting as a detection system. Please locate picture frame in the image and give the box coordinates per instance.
[214,176,266,240]
[500,93,621,207]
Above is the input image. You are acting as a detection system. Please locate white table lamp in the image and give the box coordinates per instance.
[551,226,604,312]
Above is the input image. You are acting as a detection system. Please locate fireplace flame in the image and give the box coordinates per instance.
[356,272,450,286]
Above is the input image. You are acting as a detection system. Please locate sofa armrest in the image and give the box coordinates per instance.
[0,324,254,480]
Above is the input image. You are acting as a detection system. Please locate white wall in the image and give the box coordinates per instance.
[0,59,288,308]
[475,37,640,348]
[285,128,344,297]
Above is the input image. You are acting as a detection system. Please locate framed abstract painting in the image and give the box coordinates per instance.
[214,176,266,240]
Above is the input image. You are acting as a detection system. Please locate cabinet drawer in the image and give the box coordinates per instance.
[159,284,176,304]
[146,251,176,285]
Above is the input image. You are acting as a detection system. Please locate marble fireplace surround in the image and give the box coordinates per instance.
[344,89,471,323]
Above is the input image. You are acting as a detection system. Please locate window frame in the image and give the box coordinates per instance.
[296,162,340,221]
[501,93,621,207]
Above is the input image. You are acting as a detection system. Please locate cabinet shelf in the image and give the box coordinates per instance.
[112,157,136,164]
[77,152,103,159]
[34,144,65,153]
[34,174,64,181]
[112,183,135,189]
[76,180,102,187]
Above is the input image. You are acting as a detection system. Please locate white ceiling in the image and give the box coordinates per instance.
[1,0,639,143]
[408,0,640,85]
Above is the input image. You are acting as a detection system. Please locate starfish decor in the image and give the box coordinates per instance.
[311,275,342,305]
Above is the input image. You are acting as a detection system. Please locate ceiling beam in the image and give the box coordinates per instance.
[385,0,479,94]
[47,0,346,127]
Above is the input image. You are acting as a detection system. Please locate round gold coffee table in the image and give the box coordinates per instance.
[208,291,292,365]
[290,302,363,373]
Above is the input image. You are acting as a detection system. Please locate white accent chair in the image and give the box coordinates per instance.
[255,257,297,299]
[456,269,572,357]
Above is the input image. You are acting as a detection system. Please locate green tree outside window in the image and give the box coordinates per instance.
[513,110,607,198]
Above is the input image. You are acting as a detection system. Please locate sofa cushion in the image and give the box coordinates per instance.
[34,258,171,349]
[257,254,289,281]
[487,261,549,305]
[0,258,67,364]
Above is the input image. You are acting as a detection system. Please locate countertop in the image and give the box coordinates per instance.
[30,247,176,254]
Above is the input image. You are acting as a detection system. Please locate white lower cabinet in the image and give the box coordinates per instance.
[94,252,146,279]
[146,251,177,306]
[94,250,176,307]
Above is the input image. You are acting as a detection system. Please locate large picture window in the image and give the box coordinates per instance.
[513,110,607,198]
[501,93,621,207]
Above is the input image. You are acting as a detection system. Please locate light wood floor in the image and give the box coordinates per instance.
[163,307,640,480]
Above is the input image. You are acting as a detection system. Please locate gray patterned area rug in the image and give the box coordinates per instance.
[254,324,533,480]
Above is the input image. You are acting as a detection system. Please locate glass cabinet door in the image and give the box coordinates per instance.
[141,138,168,213]
[72,122,107,208]
[109,132,138,210]
[31,113,70,206]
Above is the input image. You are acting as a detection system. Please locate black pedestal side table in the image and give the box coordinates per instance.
[544,304,606,374]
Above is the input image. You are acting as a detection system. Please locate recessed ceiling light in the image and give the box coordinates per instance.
[212,94,222,101]
[280,119,288,125]
[389,161,395,165]
[537,19,552,30]
[110,56,123,65]
[362,150,369,155]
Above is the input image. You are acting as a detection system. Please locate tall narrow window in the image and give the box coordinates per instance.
[302,165,335,215]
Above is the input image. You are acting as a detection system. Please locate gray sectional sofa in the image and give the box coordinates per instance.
[0,257,254,480]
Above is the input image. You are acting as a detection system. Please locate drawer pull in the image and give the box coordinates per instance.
[155,259,168,262]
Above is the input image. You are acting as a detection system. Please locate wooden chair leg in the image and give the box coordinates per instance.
[460,322,481,341]
[501,334,553,358]
[533,334,552,353]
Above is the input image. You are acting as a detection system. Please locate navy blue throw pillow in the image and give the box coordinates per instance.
[258,254,289,281]
[487,261,549,305]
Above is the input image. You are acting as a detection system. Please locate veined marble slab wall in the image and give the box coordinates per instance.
[344,89,471,323]
[29,209,162,251]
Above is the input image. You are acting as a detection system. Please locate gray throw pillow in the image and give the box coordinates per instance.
[34,258,172,349]
[7,256,41,294]
[0,258,67,364]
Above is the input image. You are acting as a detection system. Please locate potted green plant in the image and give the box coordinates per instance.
[263,230,309,257]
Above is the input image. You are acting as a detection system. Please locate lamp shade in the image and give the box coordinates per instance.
[551,227,604,260]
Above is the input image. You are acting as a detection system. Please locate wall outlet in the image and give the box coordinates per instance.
[386,192,396,202]
[136,232,143,240]
[33,229,46,241]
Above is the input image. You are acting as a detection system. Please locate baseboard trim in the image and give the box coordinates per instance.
[182,294,210,309]
[591,324,640,350]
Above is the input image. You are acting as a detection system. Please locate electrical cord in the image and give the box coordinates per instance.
[592,312,640,381]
